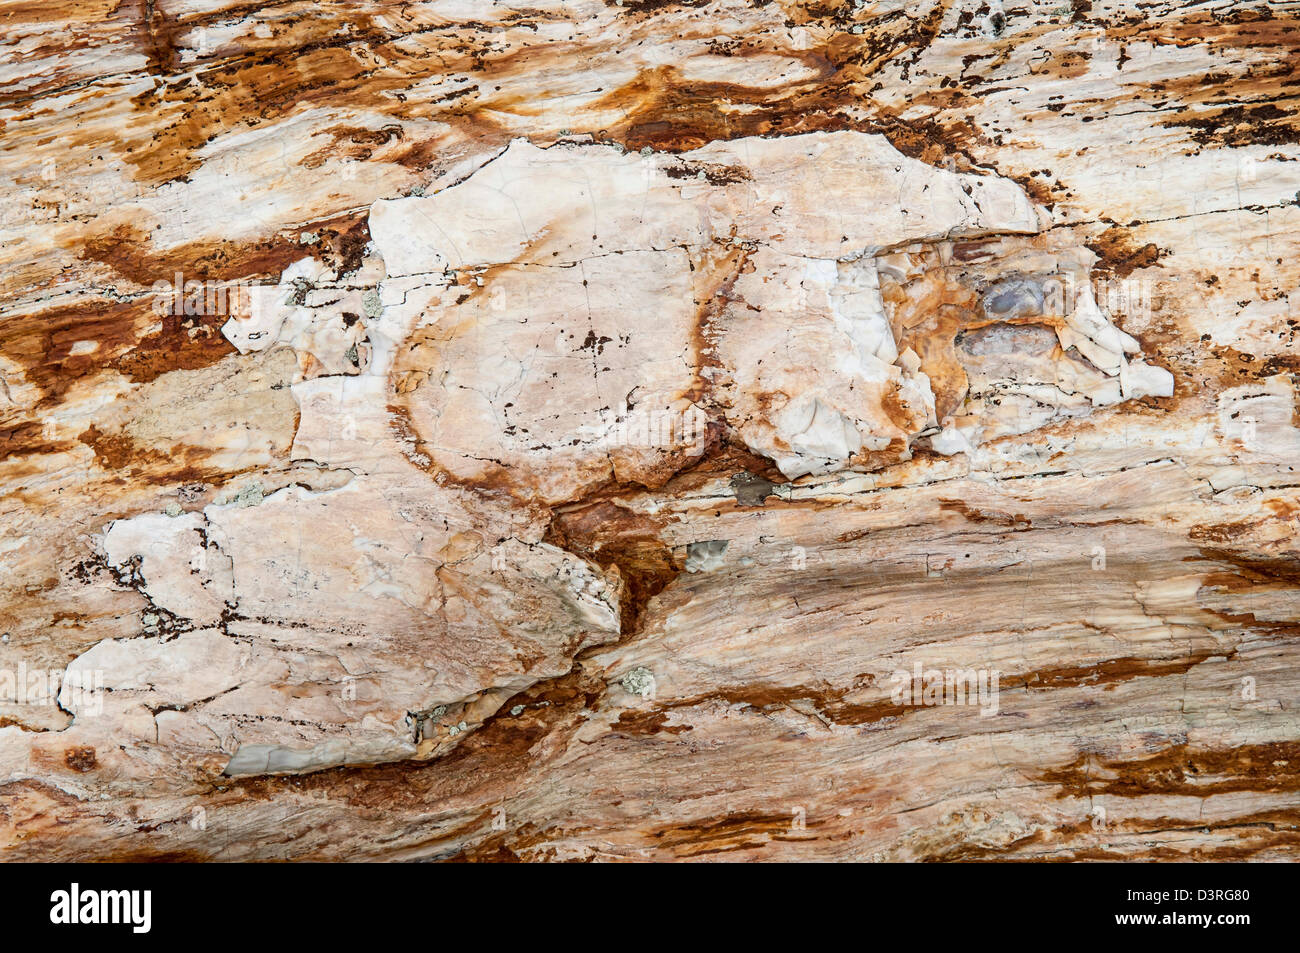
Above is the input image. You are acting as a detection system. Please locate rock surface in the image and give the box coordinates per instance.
[1,0,1299,860]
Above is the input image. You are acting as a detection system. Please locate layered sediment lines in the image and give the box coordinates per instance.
[1,0,1298,860]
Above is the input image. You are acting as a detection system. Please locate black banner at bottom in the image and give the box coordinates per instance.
[0,861,1273,941]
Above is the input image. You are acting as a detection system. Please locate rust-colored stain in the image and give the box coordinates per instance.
[546,501,680,638]
[611,708,693,737]
[63,746,97,773]
[1004,652,1220,693]
[939,498,1032,529]
[1041,742,1300,799]
[1085,226,1166,279]
[650,811,818,857]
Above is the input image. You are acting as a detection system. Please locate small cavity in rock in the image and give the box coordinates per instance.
[731,471,776,507]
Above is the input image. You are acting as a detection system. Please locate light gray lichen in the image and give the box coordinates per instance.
[362,289,383,319]
[225,481,264,508]
[621,666,655,697]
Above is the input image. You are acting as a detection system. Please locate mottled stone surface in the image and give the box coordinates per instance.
[1,0,1299,861]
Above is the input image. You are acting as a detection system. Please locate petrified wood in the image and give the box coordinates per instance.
[1,0,1298,861]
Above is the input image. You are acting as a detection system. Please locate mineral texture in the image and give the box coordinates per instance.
[1,0,1299,861]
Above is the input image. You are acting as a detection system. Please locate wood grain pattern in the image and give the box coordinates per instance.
[1,0,1298,861]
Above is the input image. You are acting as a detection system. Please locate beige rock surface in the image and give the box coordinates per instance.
[0,0,1298,860]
